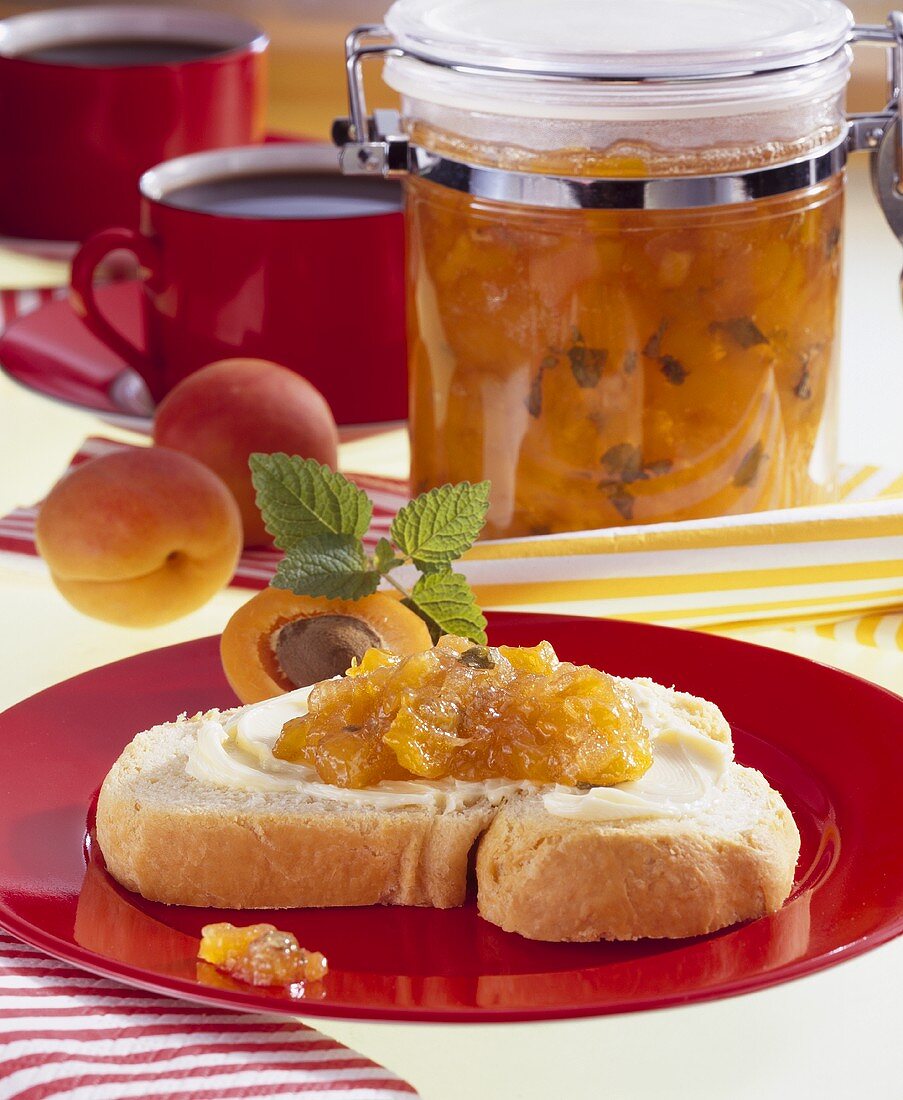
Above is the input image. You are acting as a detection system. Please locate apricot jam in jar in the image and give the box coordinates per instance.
[336,1,903,538]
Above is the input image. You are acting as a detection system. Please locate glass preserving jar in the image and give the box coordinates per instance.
[335,0,903,539]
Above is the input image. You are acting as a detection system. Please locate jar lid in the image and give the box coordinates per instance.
[383,0,853,78]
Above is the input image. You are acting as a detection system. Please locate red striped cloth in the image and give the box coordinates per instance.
[0,931,418,1099]
[0,437,410,589]
[0,286,68,329]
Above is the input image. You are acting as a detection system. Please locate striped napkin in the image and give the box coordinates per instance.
[0,285,66,326]
[2,435,903,652]
[0,930,417,1099]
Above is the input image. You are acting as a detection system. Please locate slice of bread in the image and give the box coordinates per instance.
[476,764,799,941]
[96,715,495,909]
[95,681,801,940]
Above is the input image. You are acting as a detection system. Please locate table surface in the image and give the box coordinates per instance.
[1,160,902,1100]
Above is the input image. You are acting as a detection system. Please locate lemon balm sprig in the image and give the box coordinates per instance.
[249,454,490,644]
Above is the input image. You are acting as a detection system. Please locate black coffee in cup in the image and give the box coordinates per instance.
[162,172,402,219]
[17,38,229,66]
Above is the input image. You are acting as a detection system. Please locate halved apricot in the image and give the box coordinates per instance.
[220,587,432,703]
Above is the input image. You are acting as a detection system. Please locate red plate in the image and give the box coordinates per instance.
[0,613,901,1023]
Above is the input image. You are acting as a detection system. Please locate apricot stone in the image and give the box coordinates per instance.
[153,359,339,546]
[35,447,242,627]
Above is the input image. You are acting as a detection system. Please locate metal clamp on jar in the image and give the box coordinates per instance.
[334,0,903,538]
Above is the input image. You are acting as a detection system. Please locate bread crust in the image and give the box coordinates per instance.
[98,795,491,909]
[475,765,800,941]
[95,682,800,940]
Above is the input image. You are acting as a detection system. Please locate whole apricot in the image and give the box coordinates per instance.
[153,359,339,546]
[36,447,242,627]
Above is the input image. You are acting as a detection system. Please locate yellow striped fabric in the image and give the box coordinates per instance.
[447,463,903,650]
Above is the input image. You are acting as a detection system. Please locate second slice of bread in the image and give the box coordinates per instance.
[476,763,799,941]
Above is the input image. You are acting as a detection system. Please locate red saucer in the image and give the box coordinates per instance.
[0,281,154,429]
[0,281,405,439]
[0,613,901,1023]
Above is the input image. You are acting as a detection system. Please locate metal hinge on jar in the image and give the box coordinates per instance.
[331,26,409,178]
[847,15,903,262]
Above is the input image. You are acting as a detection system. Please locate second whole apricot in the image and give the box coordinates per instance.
[153,359,339,546]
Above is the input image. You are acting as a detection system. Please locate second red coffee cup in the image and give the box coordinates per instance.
[70,143,406,424]
[0,5,267,242]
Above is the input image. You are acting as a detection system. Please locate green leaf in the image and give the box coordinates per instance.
[374,537,402,574]
[404,571,487,645]
[526,371,544,418]
[391,482,490,571]
[250,454,372,550]
[734,442,765,488]
[567,342,607,388]
[600,442,644,484]
[272,533,380,600]
[660,355,689,385]
[598,481,635,521]
[793,358,813,400]
[710,317,769,349]
[643,319,668,359]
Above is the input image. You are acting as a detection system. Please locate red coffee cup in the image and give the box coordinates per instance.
[0,5,267,242]
[70,143,407,425]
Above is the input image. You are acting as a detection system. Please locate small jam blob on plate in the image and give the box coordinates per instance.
[199,922,328,988]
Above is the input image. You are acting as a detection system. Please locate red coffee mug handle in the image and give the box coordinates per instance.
[70,227,161,398]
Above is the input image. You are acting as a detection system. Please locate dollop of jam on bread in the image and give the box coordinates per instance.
[273,635,652,788]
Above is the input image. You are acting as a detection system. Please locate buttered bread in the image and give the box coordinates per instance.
[96,640,800,942]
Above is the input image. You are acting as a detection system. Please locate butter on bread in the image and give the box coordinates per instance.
[95,679,800,941]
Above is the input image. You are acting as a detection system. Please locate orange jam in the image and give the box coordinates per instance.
[199,923,328,987]
[407,156,842,538]
[273,635,651,788]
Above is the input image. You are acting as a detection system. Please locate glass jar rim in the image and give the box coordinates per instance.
[384,47,852,122]
[383,0,854,79]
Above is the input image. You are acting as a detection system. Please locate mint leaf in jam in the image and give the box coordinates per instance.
[567,340,607,388]
[250,453,372,549]
[734,442,765,487]
[391,481,490,573]
[404,572,488,645]
[825,225,841,259]
[600,484,635,522]
[272,534,380,600]
[643,320,668,359]
[598,445,672,521]
[526,371,544,418]
[710,317,769,349]
[660,355,689,385]
[600,442,644,484]
[794,364,813,400]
